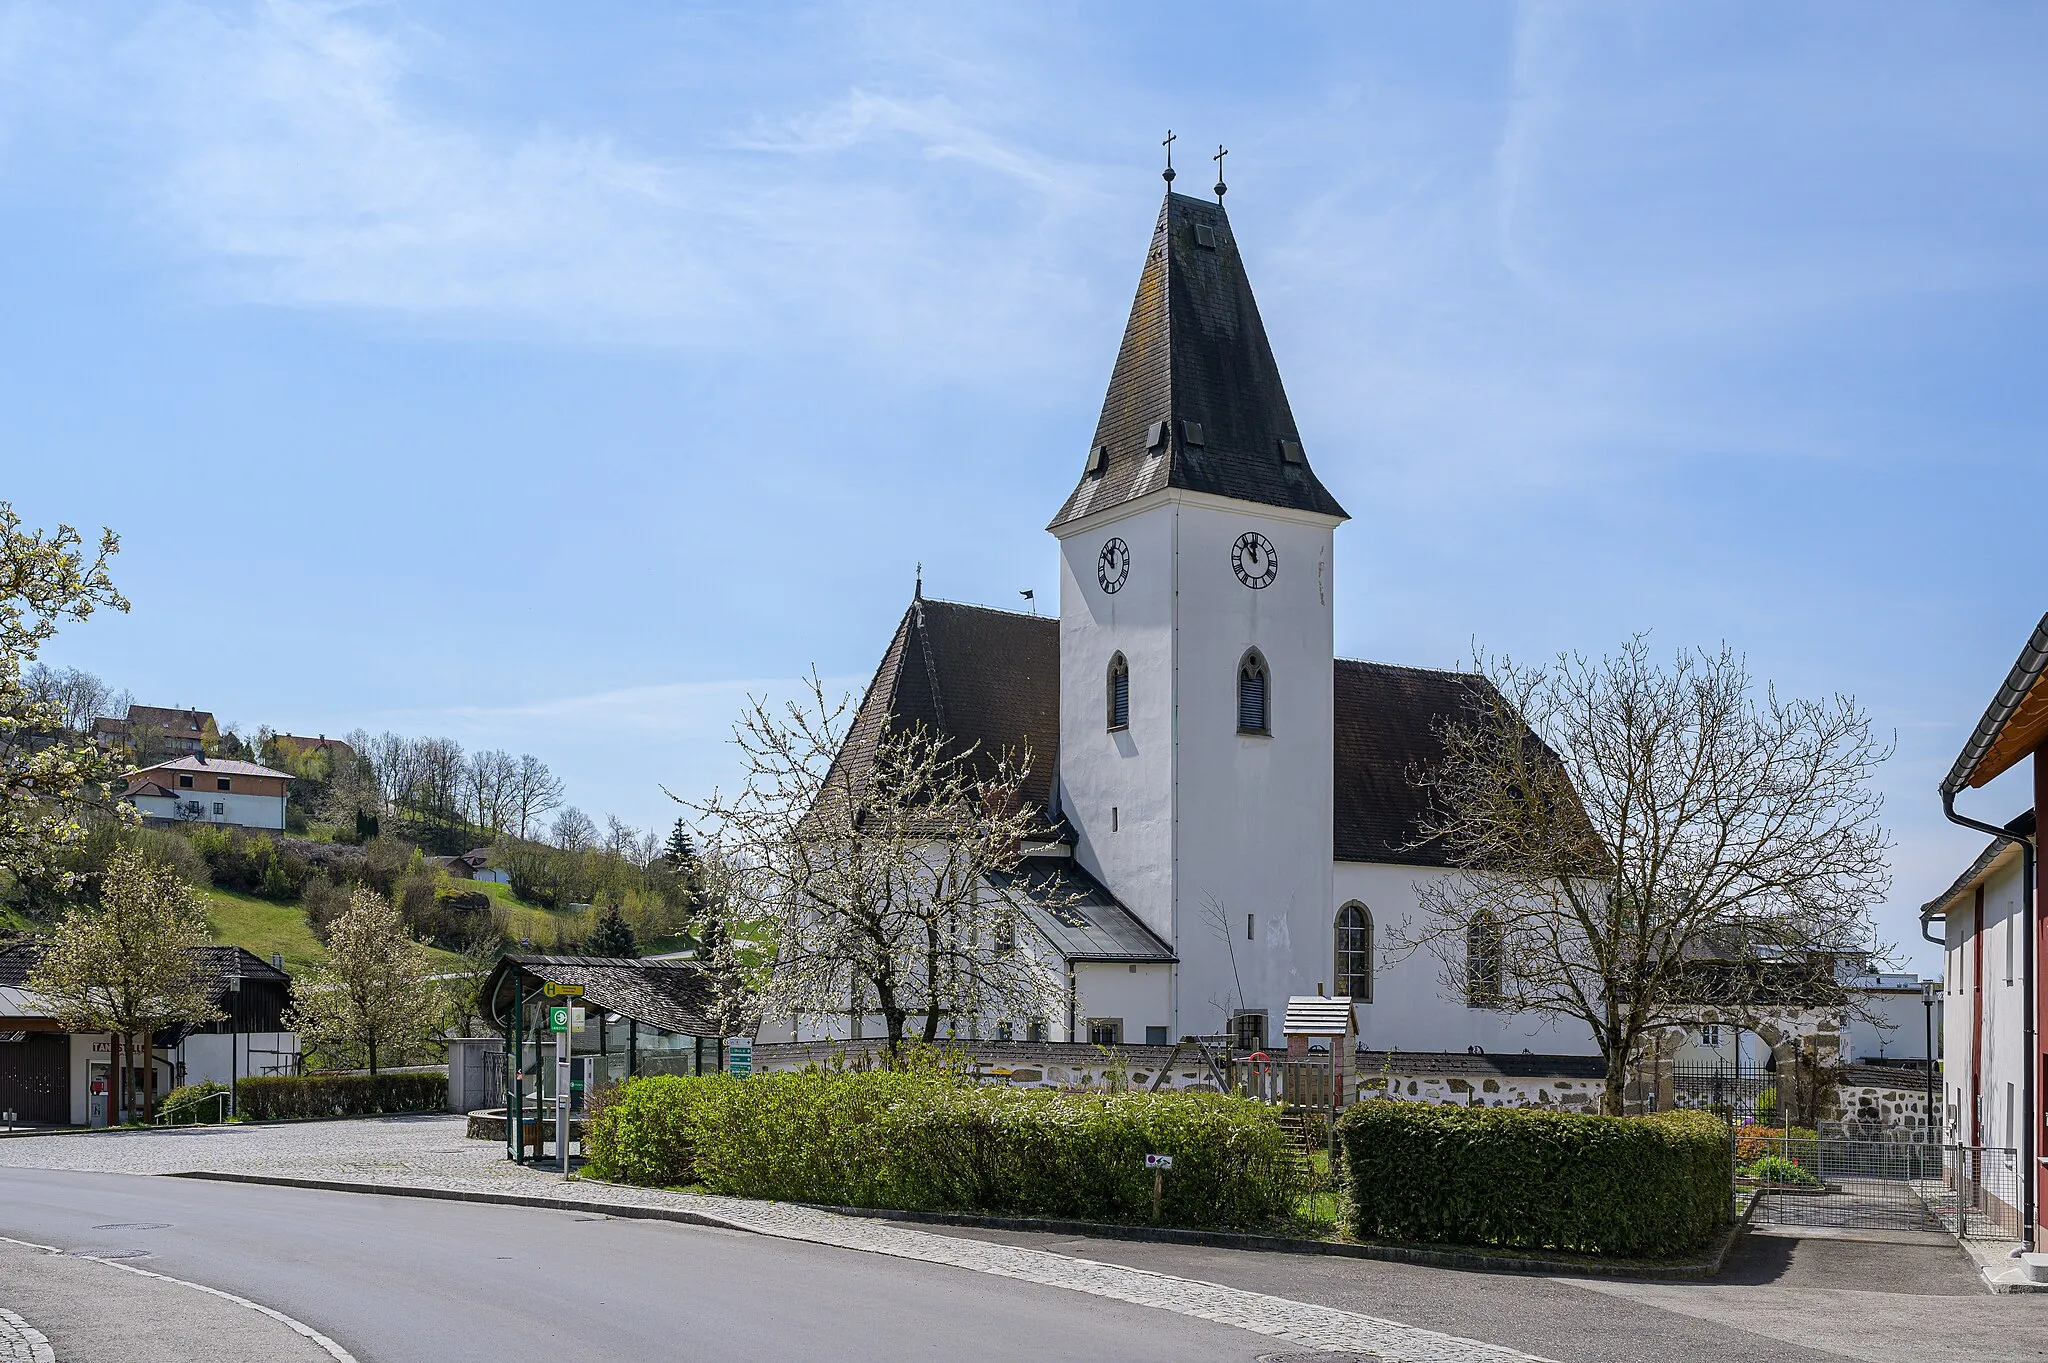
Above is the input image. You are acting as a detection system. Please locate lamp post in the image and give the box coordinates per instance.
[1923,978,1940,1146]
[227,961,241,1121]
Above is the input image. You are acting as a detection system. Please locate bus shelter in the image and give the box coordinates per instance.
[481,954,732,1163]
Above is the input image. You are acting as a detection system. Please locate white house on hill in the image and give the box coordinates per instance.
[121,755,293,831]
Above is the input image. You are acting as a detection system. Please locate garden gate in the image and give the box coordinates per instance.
[1742,1134,2023,1239]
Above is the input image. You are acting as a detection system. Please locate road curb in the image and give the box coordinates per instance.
[164,1169,1753,1281]
[803,1192,1757,1281]
[163,1171,754,1234]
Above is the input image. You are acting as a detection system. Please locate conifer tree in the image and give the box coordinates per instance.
[586,902,638,959]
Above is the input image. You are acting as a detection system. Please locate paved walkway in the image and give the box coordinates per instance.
[0,1118,1547,1363]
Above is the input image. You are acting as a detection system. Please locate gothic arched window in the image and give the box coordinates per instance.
[1237,650,1269,735]
[1335,902,1372,1003]
[1466,912,1503,1007]
[1107,653,1130,731]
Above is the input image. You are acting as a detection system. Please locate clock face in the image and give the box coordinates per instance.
[1097,538,1130,594]
[1232,532,1277,589]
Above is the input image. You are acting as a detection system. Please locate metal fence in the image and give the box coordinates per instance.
[1739,1133,2023,1240]
[1674,1064,1778,1125]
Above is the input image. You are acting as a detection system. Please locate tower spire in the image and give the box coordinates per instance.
[1048,188,1347,532]
[1212,144,1228,203]
[1162,129,1177,185]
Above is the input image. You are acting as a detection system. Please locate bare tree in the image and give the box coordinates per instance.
[22,663,129,736]
[1394,638,1892,1114]
[465,748,518,834]
[688,673,1068,1062]
[552,806,597,853]
[508,753,565,839]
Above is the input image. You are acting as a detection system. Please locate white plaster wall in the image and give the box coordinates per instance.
[1332,862,1601,1057]
[1056,491,1341,1042]
[1071,962,1173,1043]
[1167,498,1337,1041]
[132,791,286,830]
[1056,500,1180,944]
[1846,989,1941,1062]
[1944,853,2028,1149]
[176,1032,300,1085]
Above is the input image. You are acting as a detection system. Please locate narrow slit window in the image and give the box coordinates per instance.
[1237,651,1269,734]
[1335,903,1372,1003]
[1107,653,1130,731]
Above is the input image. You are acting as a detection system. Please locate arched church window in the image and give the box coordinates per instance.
[1335,903,1372,1003]
[1466,912,1503,1007]
[1107,653,1130,731]
[1237,650,1269,734]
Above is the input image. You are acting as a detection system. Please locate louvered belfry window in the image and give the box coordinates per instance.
[1107,653,1130,731]
[1237,651,1269,734]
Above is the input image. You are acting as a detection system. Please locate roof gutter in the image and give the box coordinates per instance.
[1943,787,2036,1250]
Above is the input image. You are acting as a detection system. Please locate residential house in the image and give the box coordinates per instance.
[92,704,217,758]
[1924,610,2048,1247]
[429,848,509,885]
[266,733,358,769]
[122,755,293,831]
[0,939,295,1127]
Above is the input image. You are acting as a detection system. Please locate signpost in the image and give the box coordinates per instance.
[548,1002,572,1174]
[1145,1153,1173,1220]
[727,1039,752,1077]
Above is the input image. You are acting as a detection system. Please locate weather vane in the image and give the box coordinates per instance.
[1162,129,1177,185]
[1213,144,1228,203]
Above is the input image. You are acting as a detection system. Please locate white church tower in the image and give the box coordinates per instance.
[1050,188,1350,1046]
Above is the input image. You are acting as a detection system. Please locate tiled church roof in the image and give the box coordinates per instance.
[1050,192,1348,530]
[830,599,1493,868]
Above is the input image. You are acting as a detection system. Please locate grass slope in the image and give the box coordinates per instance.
[204,887,464,972]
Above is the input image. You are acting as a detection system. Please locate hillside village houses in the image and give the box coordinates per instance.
[91,703,216,757]
[753,185,1927,1122]
[1925,610,2048,1249]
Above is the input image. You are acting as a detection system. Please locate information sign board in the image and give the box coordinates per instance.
[547,1006,570,1033]
[1144,1154,1174,1170]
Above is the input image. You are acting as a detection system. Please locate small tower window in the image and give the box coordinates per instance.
[1466,912,1503,1007]
[1107,653,1130,731]
[1237,650,1269,735]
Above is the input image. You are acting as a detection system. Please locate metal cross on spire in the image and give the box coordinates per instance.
[1161,129,1177,185]
[1212,144,1228,203]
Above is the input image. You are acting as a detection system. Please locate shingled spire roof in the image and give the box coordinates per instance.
[1050,191,1348,530]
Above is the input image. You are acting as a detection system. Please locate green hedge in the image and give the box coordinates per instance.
[583,1068,1301,1229]
[235,1072,447,1121]
[1338,1101,1730,1257]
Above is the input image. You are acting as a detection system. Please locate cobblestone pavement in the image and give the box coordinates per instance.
[0,1118,1549,1363]
[0,1309,54,1363]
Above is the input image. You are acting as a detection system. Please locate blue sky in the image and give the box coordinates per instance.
[4,2,2044,973]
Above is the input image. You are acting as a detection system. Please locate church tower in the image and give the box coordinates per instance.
[1050,189,1348,1043]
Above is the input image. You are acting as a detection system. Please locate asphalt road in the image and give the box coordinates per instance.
[0,1170,1286,1363]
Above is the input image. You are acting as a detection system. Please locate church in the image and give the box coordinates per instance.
[793,185,1600,1062]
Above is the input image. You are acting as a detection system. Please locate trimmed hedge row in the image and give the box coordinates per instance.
[235,1072,447,1121]
[1339,1101,1729,1257]
[584,1068,1301,1229]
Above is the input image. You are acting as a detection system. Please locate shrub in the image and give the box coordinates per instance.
[1734,1124,1818,1165]
[582,1074,720,1186]
[1754,1085,1778,1129]
[1338,1101,1730,1257]
[158,1080,231,1124]
[1744,1153,1820,1187]
[583,1067,1300,1230]
[235,1072,446,1121]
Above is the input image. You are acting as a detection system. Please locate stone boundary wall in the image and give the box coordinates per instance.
[751,1039,1228,1093]
[1823,1063,1937,1143]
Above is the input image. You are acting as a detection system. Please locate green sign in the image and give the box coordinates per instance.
[547,1006,569,1033]
[727,1039,752,1077]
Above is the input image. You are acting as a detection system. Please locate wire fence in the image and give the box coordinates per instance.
[1738,1133,2023,1240]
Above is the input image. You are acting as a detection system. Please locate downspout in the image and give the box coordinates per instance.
[1944,789,2036,1250]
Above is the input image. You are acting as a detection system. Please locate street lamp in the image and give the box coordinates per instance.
[1922,978,1940,1146]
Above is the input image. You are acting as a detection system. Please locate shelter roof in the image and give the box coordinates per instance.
[482,955,734,1037]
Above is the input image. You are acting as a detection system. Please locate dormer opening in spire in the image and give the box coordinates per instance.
[1049,191,1348,531]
